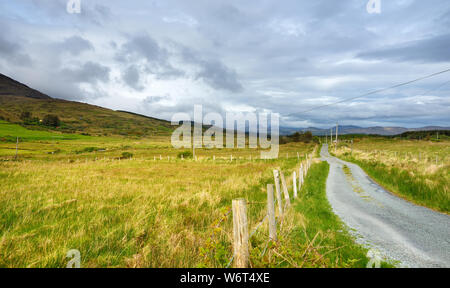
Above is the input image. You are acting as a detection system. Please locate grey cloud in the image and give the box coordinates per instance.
[61,61,110,84]
[58,36,94,56]
[358,34,450,63]
[2,0,450,127]
[116,34,168,64]
[122,65,143,91]
[282,93,450,127]
[178,45,243,92]
[195,59,243,93]
[311,1,348,18]
[116,34,240,91]
[0,33,32,66]
[116,34,183,80]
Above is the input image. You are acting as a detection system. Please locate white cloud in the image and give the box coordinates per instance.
[268,18,306,37]
[0,0,449,128]
[162,13,198,27]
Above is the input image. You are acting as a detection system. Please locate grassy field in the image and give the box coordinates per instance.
[333,137,449,213]
[0,122,381,267]
[0,120,88,141]
[1,123,327,267]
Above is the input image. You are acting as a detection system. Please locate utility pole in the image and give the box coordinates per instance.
[351,139,353,156]
[335,123,338,153]
[330,128,332,149]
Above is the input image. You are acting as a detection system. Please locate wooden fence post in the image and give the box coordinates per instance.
[273,170,283,215]
[267,184,277,241]
[280,171,291,206]
[232,199,249,268]
[300,163,304,185]
[15,137,18,160]
[293,171,297,198]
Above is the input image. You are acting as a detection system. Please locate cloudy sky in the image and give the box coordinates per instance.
[1,0,450,128]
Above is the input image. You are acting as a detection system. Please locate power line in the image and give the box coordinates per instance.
[286,68,450,118]
[419,78,450,95]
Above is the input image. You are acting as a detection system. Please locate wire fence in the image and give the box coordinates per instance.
[219,149,316,268]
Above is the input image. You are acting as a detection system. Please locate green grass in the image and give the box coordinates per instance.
[0,131,318,267]
[289,161,374,267]
[0,125,390,267]
[0,121,88,141]
[333,138,449,214]
[337,154,449,213]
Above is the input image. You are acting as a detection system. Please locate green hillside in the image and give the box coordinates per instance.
[0,94,173,137]
[0,73,175,137]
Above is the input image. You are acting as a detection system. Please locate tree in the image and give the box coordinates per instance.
[292,132,301,142]
[302,131,313,143]
[43,114,61,127]
[20,111,32,121]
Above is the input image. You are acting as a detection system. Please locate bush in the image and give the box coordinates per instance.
[20,111,32,121]
[42,114,61,128]
[177,151,193,159]
[74,147,103,154]
[283,131,313,144]
[121,152,134,159]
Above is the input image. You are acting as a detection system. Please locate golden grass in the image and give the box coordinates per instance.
[0,136,315,267]
[334,138,449,212]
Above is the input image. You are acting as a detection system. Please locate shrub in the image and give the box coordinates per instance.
[42,114,61,128]
[74,147,103,154]
[121,152,133,159]
[20,111,32,121]
[177,151,193,159]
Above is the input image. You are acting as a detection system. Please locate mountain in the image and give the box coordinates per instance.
[0,73,51,100]
[0,73,174,136]
[280,125,450,136]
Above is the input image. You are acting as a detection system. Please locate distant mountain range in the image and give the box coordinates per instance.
[279,125,450,136]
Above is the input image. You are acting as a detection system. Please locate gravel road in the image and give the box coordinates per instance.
[321,144,450,267]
